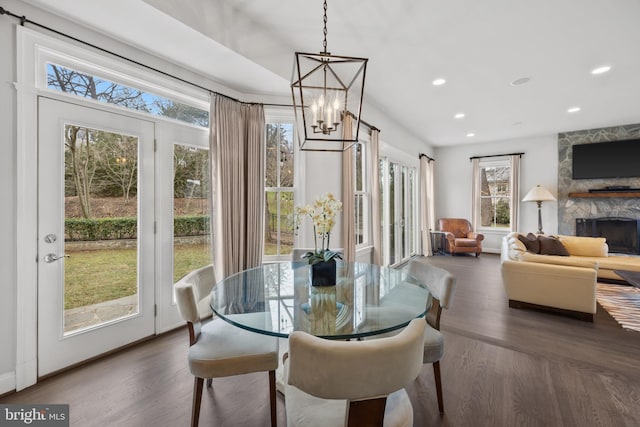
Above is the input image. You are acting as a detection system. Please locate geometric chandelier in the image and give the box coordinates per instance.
[291,0,368,151]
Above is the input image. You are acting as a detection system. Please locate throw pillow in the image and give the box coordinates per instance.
[517,233,540,254]
[538,235,570,256]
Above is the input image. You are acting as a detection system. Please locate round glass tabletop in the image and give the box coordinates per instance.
[210,261,431,339]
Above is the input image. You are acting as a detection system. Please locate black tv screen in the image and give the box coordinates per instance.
[572,139,640,180]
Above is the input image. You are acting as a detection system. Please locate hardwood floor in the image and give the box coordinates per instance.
[3,254,640,426]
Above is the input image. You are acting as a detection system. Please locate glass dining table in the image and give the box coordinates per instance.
[209,261,431,339]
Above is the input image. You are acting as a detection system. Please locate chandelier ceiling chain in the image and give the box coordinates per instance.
[322,0,328,54]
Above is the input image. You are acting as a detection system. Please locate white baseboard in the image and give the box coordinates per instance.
[0,371,16,395]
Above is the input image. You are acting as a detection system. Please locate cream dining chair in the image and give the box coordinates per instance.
[174,264,279,427]
[407,258,457,413]
[283,318,426,427]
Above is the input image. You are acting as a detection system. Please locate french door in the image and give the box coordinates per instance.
[37,98,155,375]
[381,160,417,266]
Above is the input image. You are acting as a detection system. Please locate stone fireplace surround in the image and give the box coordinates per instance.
[558,123,640,239]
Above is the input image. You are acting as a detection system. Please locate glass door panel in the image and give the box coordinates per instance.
[173,144,211,282]
[63,126,140,333]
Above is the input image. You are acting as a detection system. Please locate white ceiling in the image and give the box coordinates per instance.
[20,0,640,147]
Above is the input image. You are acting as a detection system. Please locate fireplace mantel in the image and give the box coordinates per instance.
[568,191,640,198]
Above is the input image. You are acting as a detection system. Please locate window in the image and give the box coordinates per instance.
[478,159,511,229]
[46,63,209,127]
[354,142,370,247]
[379,157,418,266]
[264,122,295,259]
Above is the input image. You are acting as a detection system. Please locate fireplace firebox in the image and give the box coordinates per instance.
[575,217,640,255]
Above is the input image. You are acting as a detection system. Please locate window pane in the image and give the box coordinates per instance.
[173,145,211,282]
[264,190,294,256]
[480,165,511,228]
[47,63,208,127]
[279,124,294,188]
[355,143,363,191]
[480,197,511,228]
[266,124,279,187]
[355,193,364,245]
[279,191,295,255]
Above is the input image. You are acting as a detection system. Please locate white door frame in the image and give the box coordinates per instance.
[16,27,210,390]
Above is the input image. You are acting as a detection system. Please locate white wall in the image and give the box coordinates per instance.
[434,134,558,252]
[0,1,18,393]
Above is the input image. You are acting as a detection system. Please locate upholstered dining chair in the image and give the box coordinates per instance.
[407,259,456,413]
[174,264,279,427]
[283,318,426,427]
[438,218,484,256]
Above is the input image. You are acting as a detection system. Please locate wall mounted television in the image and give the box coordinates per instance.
[572,139,640,180]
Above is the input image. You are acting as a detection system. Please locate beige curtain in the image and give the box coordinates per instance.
[471,158,481,230]
[419,155,435,256]
[369,129,381,264]
[509,154,521,232]
[341,114,356,262]
[210,95,265,280]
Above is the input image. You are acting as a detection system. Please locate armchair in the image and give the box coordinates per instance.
[438,218,484,256]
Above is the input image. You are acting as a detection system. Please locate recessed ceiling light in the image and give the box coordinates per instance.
[432,78,446,86]
[454,113,465,119]
[510,77,532,86]
[567,107,581,113]
[591,65,611,75]
[466,132,475,137]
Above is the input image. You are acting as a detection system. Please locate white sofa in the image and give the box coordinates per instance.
[500,232,640,321]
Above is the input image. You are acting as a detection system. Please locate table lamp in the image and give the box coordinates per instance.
[522,185,556,234]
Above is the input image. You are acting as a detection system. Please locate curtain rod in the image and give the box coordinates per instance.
[419,153,434,162]
[469,152,524,161]
[0,6,380,132]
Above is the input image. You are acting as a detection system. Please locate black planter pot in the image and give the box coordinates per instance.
[310,260,337,287]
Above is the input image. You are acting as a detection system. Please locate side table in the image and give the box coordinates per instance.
[430,231,446,256]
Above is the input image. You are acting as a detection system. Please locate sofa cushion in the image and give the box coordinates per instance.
[557,235,608,257]
[518,233,540,253]
[520,252,598,269]
[505,233,526,261]
[538,235,570,256]
[455,237,480,247]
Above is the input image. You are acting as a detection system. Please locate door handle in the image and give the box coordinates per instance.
[43,253,69,263]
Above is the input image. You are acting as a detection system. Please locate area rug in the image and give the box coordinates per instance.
[596,283,640,332]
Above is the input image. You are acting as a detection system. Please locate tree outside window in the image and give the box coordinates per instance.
[479,163,511,228]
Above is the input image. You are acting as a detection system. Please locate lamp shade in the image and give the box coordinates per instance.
[522,185,556,202]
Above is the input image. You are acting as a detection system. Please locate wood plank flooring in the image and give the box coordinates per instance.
[3,254,640,426]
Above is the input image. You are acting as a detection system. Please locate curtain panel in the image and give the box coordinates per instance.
[210,95,265,281]
[471,158,481,230]
[419,155,435,256]
[369,129,381,264]
[509,155,521,232]
[341,114,356,262]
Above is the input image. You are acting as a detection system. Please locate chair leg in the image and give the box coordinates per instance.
[269,370,277,427]
[433,361,444,413]
[192,377,204,427]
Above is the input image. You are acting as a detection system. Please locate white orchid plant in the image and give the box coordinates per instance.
[294,193,343,265]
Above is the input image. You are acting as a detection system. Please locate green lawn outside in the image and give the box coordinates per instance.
[64,244,211,310]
